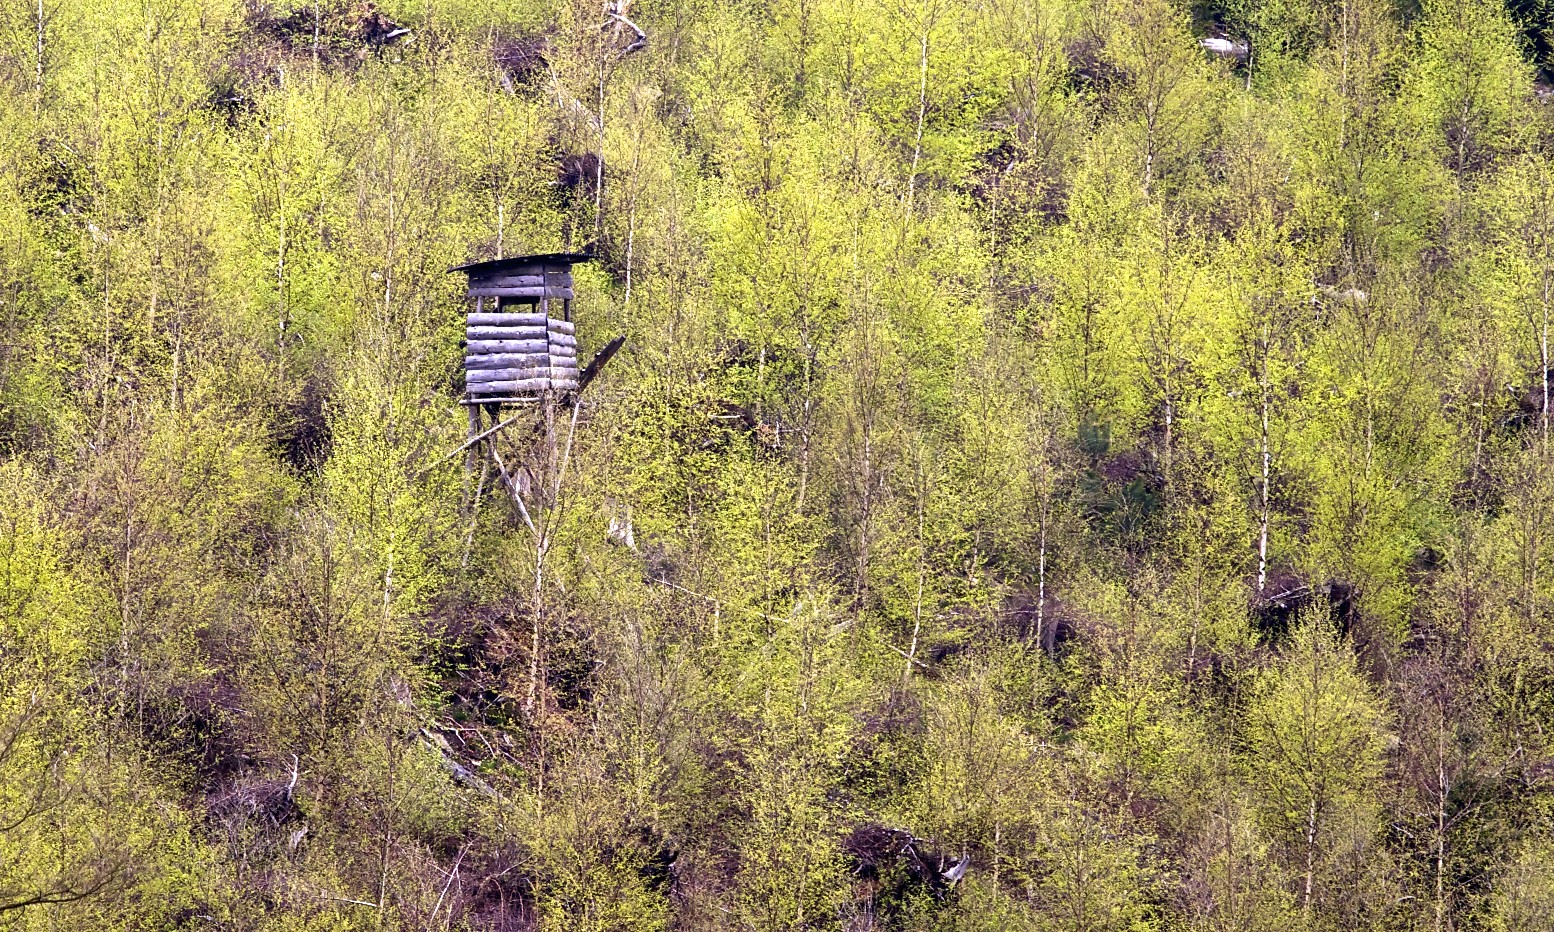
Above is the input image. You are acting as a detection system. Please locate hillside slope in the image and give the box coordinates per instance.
[2,0,1554,928]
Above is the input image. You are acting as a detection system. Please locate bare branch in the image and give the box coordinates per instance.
[603,11,646,58]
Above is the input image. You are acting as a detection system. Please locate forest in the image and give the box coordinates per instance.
[2,0,1554,927]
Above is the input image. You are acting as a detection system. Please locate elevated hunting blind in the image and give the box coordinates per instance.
[453,252,592,402]
[448,251,623,538]
[446,251,625,709]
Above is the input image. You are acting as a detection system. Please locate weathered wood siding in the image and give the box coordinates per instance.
[454,254,589,400]
[464,315,581,397]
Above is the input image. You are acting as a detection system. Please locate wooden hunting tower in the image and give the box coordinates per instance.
[453,253,592,403]
[448,250,621,534]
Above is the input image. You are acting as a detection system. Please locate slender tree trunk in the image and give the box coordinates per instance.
[794,286,819,513]
[148,123,166,336]
[376,734,396,922]
[992,819,1001,896]
[1338,0,1350,153]
[120,483,136,729]
[1436,725,1448,932]
[526,530,548,714]
[319,542,333,747]
[1187,531,1204,678]
[1257,321,1271,595]
[1143,121,1155,194]
[797,348,814,512]
[1223,769,1238,920]
[524,399,581,715]
[623,124,643,312]
[1036,502,1048,645]
[526,398,556,714]
[756,344,765,425]
[277,177,288,369]
[1303,794,1318,915]
[906,14,929,211]
[903,453,926,685]
[623,203,635,310]
[98,251,113,447]
[34,0,45,97]
[382,542,394,628]
[856,429,873,612]
[595,34,606,237]
[171,321,182,410]
[1540,275,1549,455]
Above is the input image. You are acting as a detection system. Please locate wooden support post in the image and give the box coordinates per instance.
[465,404,480,505]
[461,444,489,571]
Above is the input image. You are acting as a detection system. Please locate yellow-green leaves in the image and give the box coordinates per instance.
[1246,621,1389,924]
[0,463,199,929]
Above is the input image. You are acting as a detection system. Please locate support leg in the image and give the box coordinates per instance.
[465,404,481,508]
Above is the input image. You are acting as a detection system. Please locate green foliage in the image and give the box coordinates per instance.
[1246,621,1389,927]
[2,0,1554,927]
[0,463,203,928]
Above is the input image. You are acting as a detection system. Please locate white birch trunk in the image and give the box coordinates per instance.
[1258,322,1271,595]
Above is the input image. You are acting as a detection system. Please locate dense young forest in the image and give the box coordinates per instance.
[2,0,1554,927]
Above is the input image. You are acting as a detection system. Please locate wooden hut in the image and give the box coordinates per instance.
[452,253,593,403]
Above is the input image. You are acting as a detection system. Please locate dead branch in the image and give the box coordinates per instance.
[485,442,537,536]
[318,893,379,908]
[574,335,625,396]
[0,856,129,914]
[419,729,501,801]
[603,10,646,58]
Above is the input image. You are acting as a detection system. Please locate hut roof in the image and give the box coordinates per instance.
[450,253,596,275]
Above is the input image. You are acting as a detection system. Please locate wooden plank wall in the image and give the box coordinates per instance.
[462,264,582,400]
